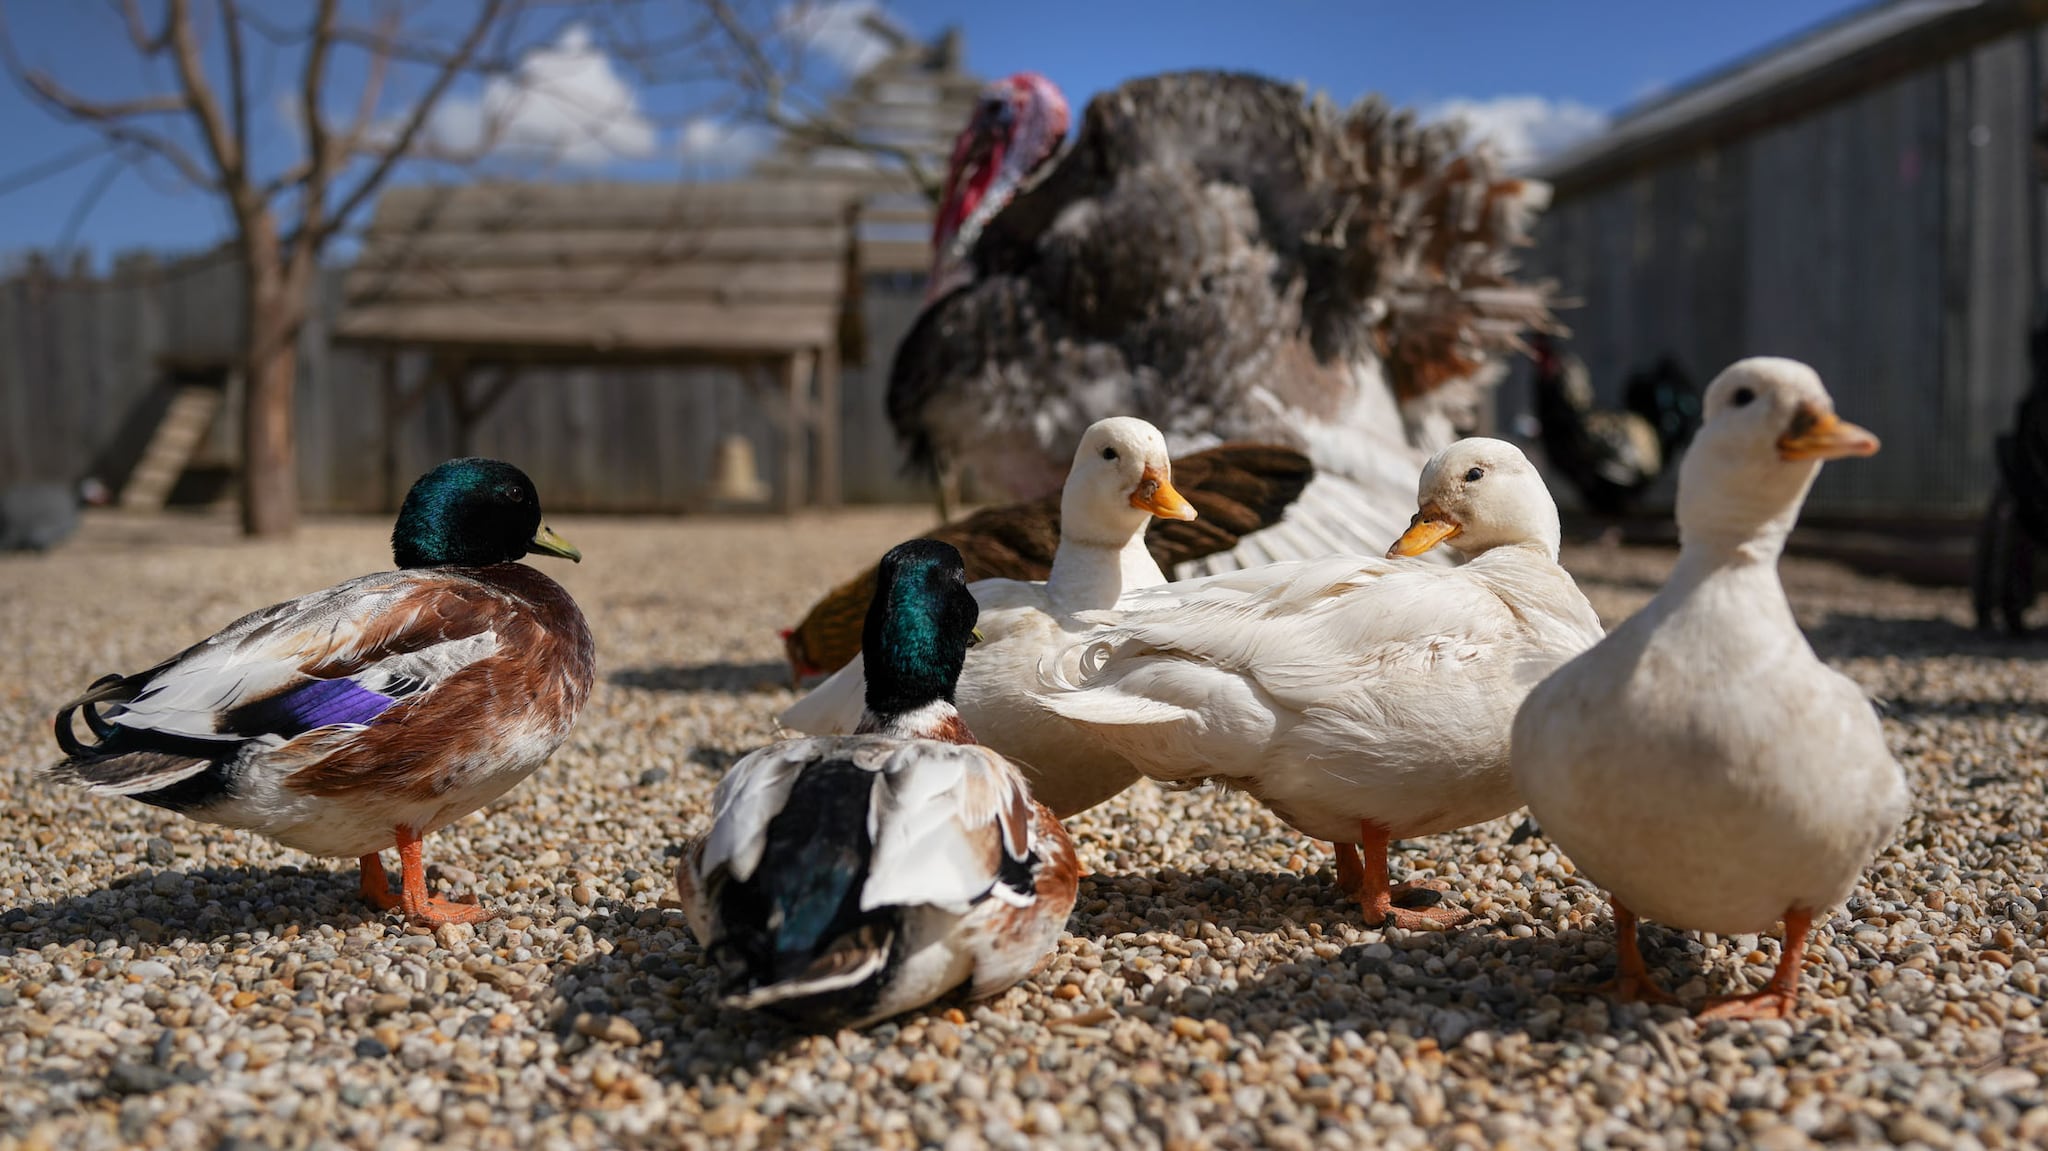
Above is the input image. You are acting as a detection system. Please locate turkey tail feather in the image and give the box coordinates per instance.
[1324,96,1564,406]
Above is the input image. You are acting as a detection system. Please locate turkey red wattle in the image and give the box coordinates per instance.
[928,73,1070,301]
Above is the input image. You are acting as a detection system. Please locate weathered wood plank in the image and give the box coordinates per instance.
[342,260,845,305]
[351,225,849,268]
[332,300,841,355]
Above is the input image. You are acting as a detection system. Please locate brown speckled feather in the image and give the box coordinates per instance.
[283,565,595,802]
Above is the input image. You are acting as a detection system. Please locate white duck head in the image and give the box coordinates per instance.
[1676,358,1879,556]
[1387,438,1562,562]
[1059,417,1197,547]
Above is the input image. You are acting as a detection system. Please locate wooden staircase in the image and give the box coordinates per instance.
[119,384,225,510]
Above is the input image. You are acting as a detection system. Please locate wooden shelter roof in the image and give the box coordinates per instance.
[1531,0,2048,196]
[334,181,858,361]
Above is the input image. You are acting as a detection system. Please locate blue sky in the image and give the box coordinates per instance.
[0,0,1868,266]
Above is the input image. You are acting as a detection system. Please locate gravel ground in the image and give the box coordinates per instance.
[3,507,2047,1150]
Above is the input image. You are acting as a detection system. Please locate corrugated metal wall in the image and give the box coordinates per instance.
[0,253,932,513]
[1518,24,2045,517]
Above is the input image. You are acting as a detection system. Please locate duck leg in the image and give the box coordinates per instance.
[1333,842,1365,894]
[1567,898,1678,1006]
[1352,822,1470,929]
[362,827,492,927]
[1697,907,1812,1021]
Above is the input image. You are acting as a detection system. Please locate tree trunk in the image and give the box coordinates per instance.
[238,212,307,537]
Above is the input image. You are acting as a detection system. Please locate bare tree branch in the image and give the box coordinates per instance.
[119,0,169,54]
[164,0,244,196]
[318,0,508,246]
[220,0,250,172]
[17,74,185,120]
[297,0,340,239]
[700,0,942,201]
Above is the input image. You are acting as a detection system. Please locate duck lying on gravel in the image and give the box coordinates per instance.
[778,441,1314,684]
[678,540,1080,1029]
[1512,358,1907,1020]
[48,458,594,928]
[781,417,1198,819]
[1040,439,1605,928]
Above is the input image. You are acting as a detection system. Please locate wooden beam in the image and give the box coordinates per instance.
[333,299,841,356]
[342,261,847,306]
[780,352,809,515]
[366,180,860,233]
[813,342,841,508]
[350,225,849,267]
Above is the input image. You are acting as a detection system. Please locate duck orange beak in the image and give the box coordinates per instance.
[1777,405,1880,461]
[1129,466,1197,521]
[1388,507,1460,557]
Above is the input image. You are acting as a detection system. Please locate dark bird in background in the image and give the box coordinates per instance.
[0,476,110,552]
[887,70,1559,572]
[1526,334,1700,518]
[1974,316,2048,634]
[1626,355,1705,464]
[781,443,1314,683]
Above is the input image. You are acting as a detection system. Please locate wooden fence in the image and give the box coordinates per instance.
[0,248,932,513]
[1517,20,2048,520]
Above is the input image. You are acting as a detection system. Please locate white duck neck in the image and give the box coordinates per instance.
[856,698,965,740]
[1046,528,1165,612]
[1672,455,1818,574]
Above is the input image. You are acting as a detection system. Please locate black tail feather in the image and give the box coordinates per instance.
[54,673,138,759]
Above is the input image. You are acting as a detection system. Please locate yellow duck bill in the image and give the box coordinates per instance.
[1129,467,1198,521]
[1777,407,1880,461]
[1388,513,1459,558]
[529,524,583,562]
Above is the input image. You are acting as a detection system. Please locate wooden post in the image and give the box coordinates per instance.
[814,340,841,508]
[379,350,401,510]
[780,352,809,515]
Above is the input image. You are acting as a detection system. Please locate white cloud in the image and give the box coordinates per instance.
[676,118,777,172]
[778,1,896,76]
[423,24,656,167]
[1424,95,1608,170]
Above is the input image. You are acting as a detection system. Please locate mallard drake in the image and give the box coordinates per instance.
[1511,358,1907,1019]
[1040,438,1605,928]
[48,458,595,928]
[677,540,1079,1029]
[780,417,1200,818]
[779,442,1314,683]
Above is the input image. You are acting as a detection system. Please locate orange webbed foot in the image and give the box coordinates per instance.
[1697,909,1812,1021]
[1561,971,1682,1007]
[367,829,498,929]
[1697,985,1800,1020]
[1564,897,1680,1006]
[403,896,495,928]
[1367,902,1474,931]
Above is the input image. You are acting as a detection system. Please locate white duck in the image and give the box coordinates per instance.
[1511,357,1907,1020]
[780,416,1197,818]
[1040,438,1605,927]
[677,540,1079,1029]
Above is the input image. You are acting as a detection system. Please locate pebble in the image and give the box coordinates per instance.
[4,516,2046,1148]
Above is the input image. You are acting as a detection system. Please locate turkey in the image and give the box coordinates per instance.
[0,477,110,553]
[889,70,1560,572]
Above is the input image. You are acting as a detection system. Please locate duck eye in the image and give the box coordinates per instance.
[1464,467,1484,483]
[500,484,525,502]
[1101,447,1118,461]
[1731,387,1756,407]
